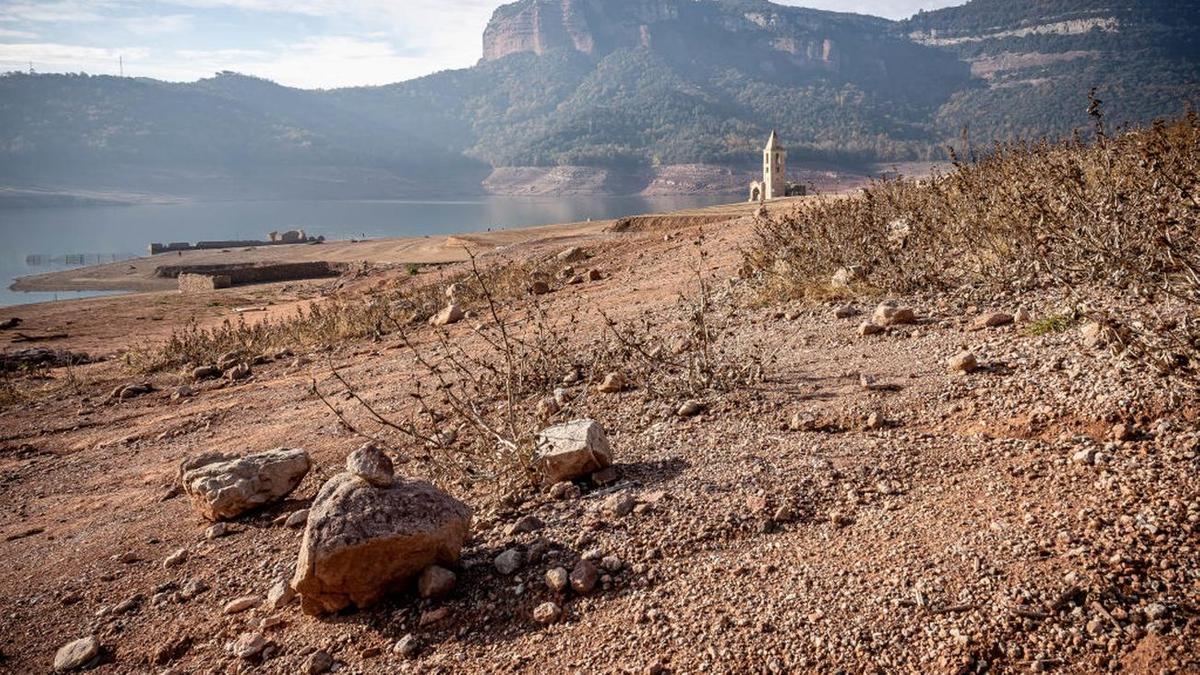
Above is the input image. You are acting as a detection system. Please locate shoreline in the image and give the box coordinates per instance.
[8,199,771,297]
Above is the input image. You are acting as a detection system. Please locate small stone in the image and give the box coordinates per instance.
[587,268,603,281]
[1111,423,1135,441]
[605,493,636,518]
[591,466,619,486]
[205,523,231,539]
[163,548,188,568]
[303,650,334,674]
[431,304,465,327]
[418,606,449,627]
[345,443,394,487]
[557,246,587,262]
[545,567,569,592]
[394,634,421,659]
[417,565,456,599]
[53,636,100,672]
[948,352,979,374]
[601,555,623,573]
[232,632,266,660]
[676,400,705,417]
[191,365,221,381]
[570,560,599,594]
[284,509,310,529]
[549,481,581,500]
[866,412,884,431]
[1145,603,1169,621]
[597,372,627,394]
[224,363,252,381]
[858,322,884,336]
[494,549,523,576]
[788,413,818,431]
[530,280,551,295]
[872,302,916,326]
[829,510,853,528]
[179,578,209,600]
[112,595,141,615]
[223,595,261,614]
[533,601,562,624]
[972,312,1014,329]
[834,305,858,319]
[772,505,794,523]
[505,515,545,536]
[266,579,295,610]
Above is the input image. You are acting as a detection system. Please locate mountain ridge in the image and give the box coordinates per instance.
[1,0,1197,200]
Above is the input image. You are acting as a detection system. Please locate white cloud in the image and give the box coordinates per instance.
[0,27,40,39]
[0,1,114,23]
[125,14,194,34]
[0,42,149,74]
[146,35,465,88]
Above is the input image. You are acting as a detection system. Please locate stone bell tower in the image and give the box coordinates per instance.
[763,130,786,200]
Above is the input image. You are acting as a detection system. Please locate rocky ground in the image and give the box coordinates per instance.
[0,204,1197,674]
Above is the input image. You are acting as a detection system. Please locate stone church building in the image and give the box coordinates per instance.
[748,131,806,202]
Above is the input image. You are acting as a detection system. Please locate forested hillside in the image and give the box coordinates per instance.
[1,0,1197,199]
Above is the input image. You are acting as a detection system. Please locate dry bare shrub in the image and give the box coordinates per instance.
[747,108,1200,380]
[313,241,764,500]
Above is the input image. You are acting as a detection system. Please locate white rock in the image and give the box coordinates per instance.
[534,419,613,483]
[53,636,99,672]
[179,448,311,522]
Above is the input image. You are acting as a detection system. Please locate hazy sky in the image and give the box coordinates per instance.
[0,1,966,89]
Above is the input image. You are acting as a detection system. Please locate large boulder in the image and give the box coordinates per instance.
[179,448,311,522]
[291,467,472,615]
[534,419,613,483]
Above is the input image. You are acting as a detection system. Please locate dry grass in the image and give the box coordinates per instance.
[747,107,1200,380]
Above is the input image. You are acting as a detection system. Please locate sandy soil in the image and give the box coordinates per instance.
[0,197,1196,674]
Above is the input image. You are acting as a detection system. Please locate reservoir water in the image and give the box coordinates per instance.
[0,195,729,308]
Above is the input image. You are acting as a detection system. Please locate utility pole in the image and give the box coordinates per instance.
[28,61,34,75]
[119,55,123,77]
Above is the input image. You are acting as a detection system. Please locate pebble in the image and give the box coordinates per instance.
[505,515,544,536]
[676,400,706,417]
[394,634,421,659]
[53,636,100,672]
[284,509,309,529]
[549,481,581,500]
[205,523,231,539]
[223,595,261,614]
[605,493,636,518]
[570,560,599,594]
[266,579,295,610]
[303,650,334,674]
[418,565,456,599]
[545,567,569,592]
[533,601,562,624]
[232,632,266,660]
[858,322,884,336]
[163,548,188,568]
[948,351,979,374]
[494,548,523,576]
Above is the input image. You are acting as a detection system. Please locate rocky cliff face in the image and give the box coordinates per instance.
[482,0,686,62]
[477,0,902,76]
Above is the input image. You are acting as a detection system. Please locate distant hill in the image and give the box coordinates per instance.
[1,0,1197,201]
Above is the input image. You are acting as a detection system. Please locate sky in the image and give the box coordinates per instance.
[0,0,966,89]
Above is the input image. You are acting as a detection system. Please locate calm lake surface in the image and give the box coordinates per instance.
[0,195,730,308]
